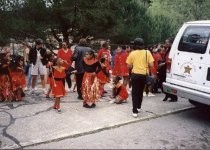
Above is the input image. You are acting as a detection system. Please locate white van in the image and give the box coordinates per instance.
[163,20,210,106]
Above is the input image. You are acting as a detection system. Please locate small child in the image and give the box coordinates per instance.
[45,61,53,98]
[144,75,155,97]
[110,76,128,104]
[97,57,110,96]
[51,58,66,112]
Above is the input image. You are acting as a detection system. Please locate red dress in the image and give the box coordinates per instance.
[57,48,73,70]
[114,84,128,101]
[113,51,129,76]
[152,52,162,76]
[10,68,26,91]
[51,66,66,98]
[97,63,110,84]
[82,58,100,103]
[97,48,111,70]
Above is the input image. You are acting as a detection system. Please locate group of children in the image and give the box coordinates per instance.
[0,52,26,102]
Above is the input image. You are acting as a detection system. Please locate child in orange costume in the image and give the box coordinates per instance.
[110,76,128,104]
[9,55,26,101]
[51,58,66,112]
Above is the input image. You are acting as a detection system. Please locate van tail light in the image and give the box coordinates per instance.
[166,58,172,73]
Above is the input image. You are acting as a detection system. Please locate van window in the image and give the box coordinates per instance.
[178,26,210,54]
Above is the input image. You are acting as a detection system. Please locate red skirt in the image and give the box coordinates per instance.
[10,71,26,91]
[97,71,109,84]
[51,79,66,98]
[82,72,100,103]
[118,85,128,101]
[0,75,13,101]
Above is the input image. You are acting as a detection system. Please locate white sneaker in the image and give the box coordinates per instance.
[109,100,115,104]
[24,87,30,91]
[137,108,143,113]
[65,88,71,92]
[148,93,155,97]
[143,92,147,96]
[132,113,138,118]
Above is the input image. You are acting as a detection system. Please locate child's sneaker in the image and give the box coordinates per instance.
[58,109,61,112]
[109,100,115,104]
[148,93,155,97]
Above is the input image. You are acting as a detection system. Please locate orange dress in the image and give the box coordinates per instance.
[9,68,26,91]
[51,66,66,98]
[82,58,100,104]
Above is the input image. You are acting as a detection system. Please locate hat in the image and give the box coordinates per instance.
[133,38,144,46]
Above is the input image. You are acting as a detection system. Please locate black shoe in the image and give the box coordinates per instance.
[21,91,25,97]
[116,101,123,104]
[77,96,83,100]
[83,104,91,108]
[168,99,178,102]
[91,103,96,108]
[162,97,168,101]
[103,90,108,94]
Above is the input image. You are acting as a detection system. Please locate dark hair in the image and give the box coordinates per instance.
[9,55,23,71]
[87,50,96,58]
[53,58,59,66]
[79,38,87,46]
[113,76,122,84]
[35,38,43,45]
[133,38,145,50]
[99,57,105,63]
[102,42,108,49]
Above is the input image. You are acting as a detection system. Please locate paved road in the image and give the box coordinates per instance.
[27,108,210,149]
[0,84,194,149]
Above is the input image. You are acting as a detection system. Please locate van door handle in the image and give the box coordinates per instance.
[207,68,210,81]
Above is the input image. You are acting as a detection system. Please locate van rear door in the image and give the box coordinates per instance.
[168,25,210,94]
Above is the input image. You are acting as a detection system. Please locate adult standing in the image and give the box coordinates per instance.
[97,41,111,94]
[162,38,178,102]
[82,50,100,108]
[72,38,91,100]
[29,39,48,93]
[57,42,73,91]
[112,46,130,87]
[126,38,155,118]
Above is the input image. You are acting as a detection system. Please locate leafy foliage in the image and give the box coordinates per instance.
[1,0,210,46]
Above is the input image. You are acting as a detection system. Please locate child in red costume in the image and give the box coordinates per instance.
[110,76,128,104]
[51,58,66,112]
[9,55,26,101]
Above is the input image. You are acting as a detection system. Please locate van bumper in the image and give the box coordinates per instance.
[163,82,210,105]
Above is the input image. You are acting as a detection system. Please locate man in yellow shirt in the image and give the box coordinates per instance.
[126,38,155,118]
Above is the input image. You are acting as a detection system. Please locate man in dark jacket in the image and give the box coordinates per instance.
[72,38,91,100]
[29,38,48,93]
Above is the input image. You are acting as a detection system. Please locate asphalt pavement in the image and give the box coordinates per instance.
[0,83,194,149]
